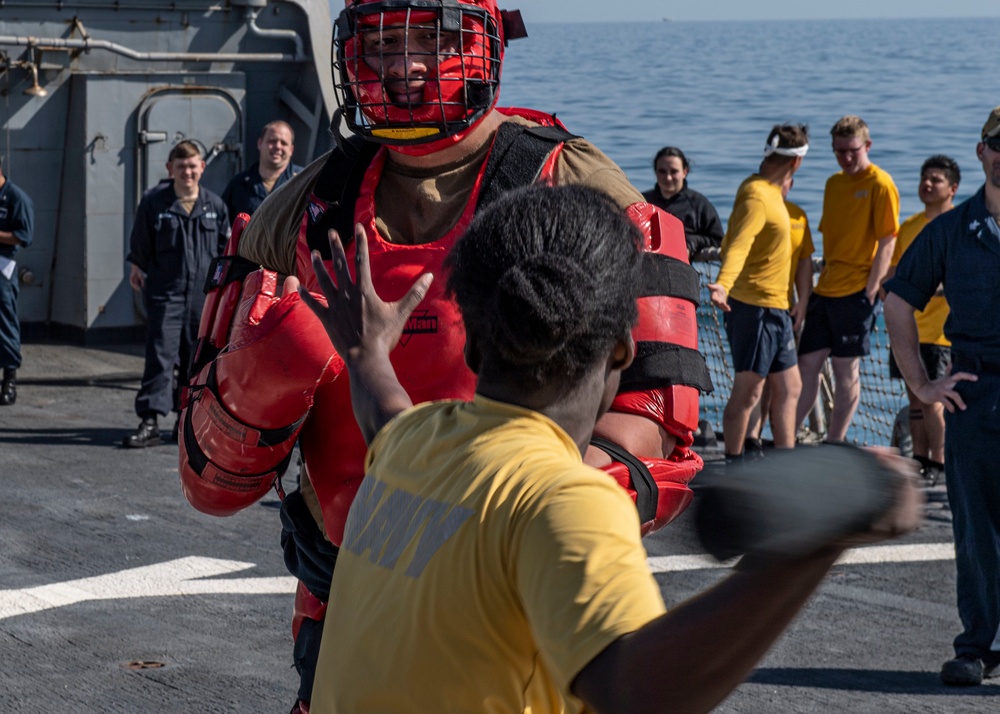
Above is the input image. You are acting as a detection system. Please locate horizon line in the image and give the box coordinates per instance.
[526,14,1000,23]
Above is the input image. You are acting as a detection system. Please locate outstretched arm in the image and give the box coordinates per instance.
[299,225,433,444]
[573,450,923,714]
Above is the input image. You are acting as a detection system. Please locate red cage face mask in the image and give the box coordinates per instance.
[333,0,509,156]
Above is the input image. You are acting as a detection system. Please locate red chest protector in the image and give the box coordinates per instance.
[297,153,479,543]
[297,111,567,544]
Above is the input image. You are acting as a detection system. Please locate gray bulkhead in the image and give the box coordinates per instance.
[0,0,335,341]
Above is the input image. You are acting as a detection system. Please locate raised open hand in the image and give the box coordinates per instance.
[298,224,434,366]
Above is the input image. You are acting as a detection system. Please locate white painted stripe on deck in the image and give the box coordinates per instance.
[0,543,955,621]
[647,541,954,574]
[0,556,297,621]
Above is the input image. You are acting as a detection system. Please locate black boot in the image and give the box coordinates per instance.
[744,437,765,462]
[123,414,162,448]
[0,369,16,406]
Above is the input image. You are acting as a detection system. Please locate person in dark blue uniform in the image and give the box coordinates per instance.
[125,140,230,447]
[642,146,724,260]
[221,120,302,220]
[0,156,34,406]
[885,106,1000,687]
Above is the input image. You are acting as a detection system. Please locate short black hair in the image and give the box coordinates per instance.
[921,155,961,187]
[653,146,689,172]
[761,123,810,168]
[446,185,643,391]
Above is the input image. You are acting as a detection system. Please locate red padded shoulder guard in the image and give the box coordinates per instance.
[179,269,344,516]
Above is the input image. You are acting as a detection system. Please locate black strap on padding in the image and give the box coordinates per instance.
[477,122,577,211]
[181,394,296,485]
[202,254,260,295]
[589,436,657,525]
[307,135,381,259]
[641,253,701,305]
[201,361,307,447]
[620,342,715,395]
[191,255,263,374]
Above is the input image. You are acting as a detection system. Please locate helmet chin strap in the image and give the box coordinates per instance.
[386,107,496,157]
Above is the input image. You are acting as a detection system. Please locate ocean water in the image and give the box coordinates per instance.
[500,17,1000,229]
[501,16,1000,442]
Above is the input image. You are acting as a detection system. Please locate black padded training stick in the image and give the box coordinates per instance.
[694,444,897,561]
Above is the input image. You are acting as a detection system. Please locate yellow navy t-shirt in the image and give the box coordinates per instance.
[312,396,665,714]
[716,175,792,309]
[816,163,900,297]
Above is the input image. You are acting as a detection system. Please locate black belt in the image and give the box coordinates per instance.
[951,353,1000,375]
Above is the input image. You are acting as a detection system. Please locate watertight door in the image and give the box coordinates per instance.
[137,87,243,199]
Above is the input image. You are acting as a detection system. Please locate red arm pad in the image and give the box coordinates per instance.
[615,202,711,452]
[179,269,344,516]
[610,388,698,448]
[600,454,702,536]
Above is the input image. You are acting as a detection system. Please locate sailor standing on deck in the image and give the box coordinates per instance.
[796,115,900,443]
[125,141,229,447]
[221,120,302,220]
[708,124,809,462]
[884,106,1000,687]
[641,146,724,259]
[884,155,961,479]
[0,155,34,406]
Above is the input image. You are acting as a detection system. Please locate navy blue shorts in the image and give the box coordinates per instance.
[724,298,798,377]
[798,290,880,358]
[889,343,951,381]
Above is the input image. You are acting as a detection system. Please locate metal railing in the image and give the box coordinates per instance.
[692,250,908,447]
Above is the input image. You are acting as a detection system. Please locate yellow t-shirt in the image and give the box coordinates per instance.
[786,200,814,305]
[815,163,900,297]
[891,211,951,346]
[716,175,791,309]
[312,396,665,714]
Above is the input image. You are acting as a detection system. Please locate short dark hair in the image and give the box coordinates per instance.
[260,120,295,143]
[446,185,643,391]
[921,155,961,187]
[168,140,203,162]
[652,146,689,172]
[762,123,810,167]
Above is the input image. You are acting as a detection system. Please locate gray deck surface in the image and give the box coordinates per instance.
[0,342,995,712]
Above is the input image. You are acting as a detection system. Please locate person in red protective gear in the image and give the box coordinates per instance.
[177,1,711,710]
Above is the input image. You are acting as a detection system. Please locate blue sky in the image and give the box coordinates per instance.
[329,2,1000,23]
[518,1,1000,22]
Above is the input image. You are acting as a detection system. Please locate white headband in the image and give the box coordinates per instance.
[764,134,809,158]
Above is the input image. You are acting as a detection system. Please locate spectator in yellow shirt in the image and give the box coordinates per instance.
[746,176,814,455]
[796,115,900,443]
[885,155,960,475]
[708,124,809,462]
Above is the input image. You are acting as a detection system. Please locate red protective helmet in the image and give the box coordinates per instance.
[333,0,523,156]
